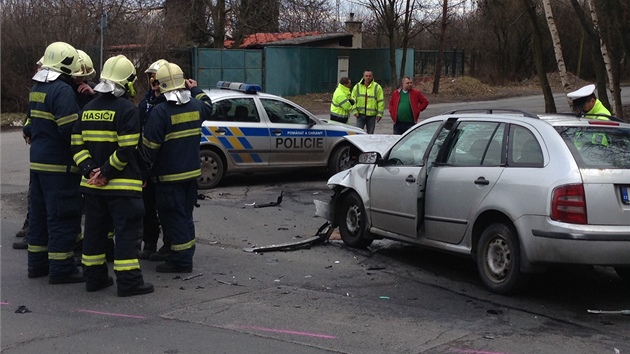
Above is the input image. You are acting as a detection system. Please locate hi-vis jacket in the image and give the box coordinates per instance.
[351,79,385,117]
[586,99,611,120]
[141,87,212,183]
[25,77,80,174]
[71,94,143,196]
[330,83,353,120]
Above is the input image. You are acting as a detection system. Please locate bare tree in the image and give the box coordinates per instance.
[432,0,448,94]
[542,0,570,109]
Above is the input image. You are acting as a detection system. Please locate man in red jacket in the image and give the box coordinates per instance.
[388,77,429,135]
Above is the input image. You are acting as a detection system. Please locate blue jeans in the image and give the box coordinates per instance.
[393,122,415,135]
[356,114,376,134]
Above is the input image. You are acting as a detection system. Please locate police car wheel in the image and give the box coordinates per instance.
[198,149,224,189]
[328,144,353,174]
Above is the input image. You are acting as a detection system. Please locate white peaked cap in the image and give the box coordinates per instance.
[567,84,596,99]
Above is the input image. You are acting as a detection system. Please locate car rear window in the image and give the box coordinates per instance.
[555,126,630,169]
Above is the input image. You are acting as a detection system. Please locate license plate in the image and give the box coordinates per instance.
[622,186,630,204]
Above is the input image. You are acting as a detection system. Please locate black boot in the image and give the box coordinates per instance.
[15,219,28,238]
[139,243,157,260]
[86,276,114,292]
[49,271,86,284]
[117,282,154,297]
[148,244,170,261]
[12,237,28,250]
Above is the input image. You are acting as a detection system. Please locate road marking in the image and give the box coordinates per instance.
[238,325,336,339]
[77,309,146,319]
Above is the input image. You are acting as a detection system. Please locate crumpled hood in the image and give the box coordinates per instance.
[343,134,399,155]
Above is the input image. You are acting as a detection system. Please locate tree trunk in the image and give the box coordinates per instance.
[542,0,571,109]
[432,0,448,94]
[586,0,619,115]
[522,0,556,113]
[398,0,414,81]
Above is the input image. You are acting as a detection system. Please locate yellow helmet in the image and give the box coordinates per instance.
[74,49,96,80]
[145,59,169,74]
[155,62,186,93]
[41,41,81,75]
[100,55,137,88]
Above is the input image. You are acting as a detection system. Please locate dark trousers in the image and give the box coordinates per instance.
[330,114,348,124]
[356,114,376,134]
[155,180,197,268]
[82,194,145,292]
[27,171,82,277]
[393,122,415,135]
[142,180,164,246]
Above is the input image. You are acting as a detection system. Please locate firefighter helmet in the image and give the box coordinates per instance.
[144,59,169,74]
[100,55,137,88]
[73,50,96,80]
[155,63,186,93]
[41,41,81,75]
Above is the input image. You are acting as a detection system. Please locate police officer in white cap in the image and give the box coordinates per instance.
[567,84,611,119]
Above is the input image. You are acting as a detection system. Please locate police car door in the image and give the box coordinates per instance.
[369,121,444,238]
[202,97,270,167]
[260,98,325,166]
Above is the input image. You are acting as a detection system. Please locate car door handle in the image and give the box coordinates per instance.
[214,128,227,134]
[474,177,489,185]
[271,129,282,136]
[405,175,416,183]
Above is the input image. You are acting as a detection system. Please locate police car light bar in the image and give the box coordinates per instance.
[216,81,262,94]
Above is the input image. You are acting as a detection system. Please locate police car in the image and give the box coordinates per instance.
[198,81,365,189]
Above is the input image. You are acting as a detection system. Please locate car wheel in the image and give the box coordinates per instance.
[614,267,630,282]
[328,144,353,175]
[338,192,373,248]
[198,149,224,189]
[476,223,529,294]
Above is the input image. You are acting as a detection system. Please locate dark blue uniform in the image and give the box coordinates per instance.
[24,75,83,280]
[71,93,149,293]
[141,87,211,270]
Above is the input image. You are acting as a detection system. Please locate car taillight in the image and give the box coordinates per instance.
[551,184,587,224]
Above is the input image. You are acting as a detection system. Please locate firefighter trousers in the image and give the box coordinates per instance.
[27,171,82,278]
[155,180,196,268]
[82,194,146,292]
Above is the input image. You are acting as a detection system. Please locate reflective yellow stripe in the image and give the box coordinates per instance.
[118,133,140,147]
[107,230,115,239]
[30,110,55,121]
[143,136,161,150]
[82,253,107,266]
[165,128,201,142]
[114,259,140,271]
[71,133,85,146]
[158,169,201,183]
[171,239,195,252]
[57,113,78,126]
[109,152,126,171]
[82,130,118,142]
[31,162,78,173]
[74,149,91,165]
[80,178,143,192]
[171,111,200,124]
[30,92,46,103]
[28,244,48,252]
[49,251,75,260]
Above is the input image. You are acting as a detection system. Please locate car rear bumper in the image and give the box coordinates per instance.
[517,216,630,265]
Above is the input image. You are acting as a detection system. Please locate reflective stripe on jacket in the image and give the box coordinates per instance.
[351,80,385,117]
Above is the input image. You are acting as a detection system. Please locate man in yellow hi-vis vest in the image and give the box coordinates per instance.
[352,70,385,134]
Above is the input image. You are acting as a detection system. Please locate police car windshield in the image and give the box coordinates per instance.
[556,126,630,169]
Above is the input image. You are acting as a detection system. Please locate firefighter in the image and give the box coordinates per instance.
[140,62,212,273]
[137,59,169,261]
[24,41,85,283]
[71,55,154,296]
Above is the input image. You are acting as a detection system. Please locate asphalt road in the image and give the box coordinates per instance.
[2,92,630,353]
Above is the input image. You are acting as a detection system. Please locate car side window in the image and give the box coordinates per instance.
[444,121,505,166]
[208,98,259,122]
[508,125,543,167]
[386,121,442,166]
[261,99,310,124]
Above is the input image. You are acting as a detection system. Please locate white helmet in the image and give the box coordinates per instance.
[155,62,186,93]
[41,41,81,75]
[95,55,137,97]
[73,49,96,80]
[145,59,169,74]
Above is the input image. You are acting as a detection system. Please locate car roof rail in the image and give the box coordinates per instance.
[216,81,262,94]
[552,112,626,123]
[440,108,539,119]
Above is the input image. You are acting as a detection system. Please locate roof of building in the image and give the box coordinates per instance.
[224,31,353,49]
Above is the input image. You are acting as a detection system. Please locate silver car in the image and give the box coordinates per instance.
[317,110,630,294]
[198,82,365,189]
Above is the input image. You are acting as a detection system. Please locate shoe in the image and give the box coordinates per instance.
[12,237,28,250]
[15,225,28,238]
[49,272,86,284]
[86,276,114,292]
[28,268,49,278]
[139,243,157,260]
[148,244,170,261]
[117,282,154,297]
[156,262,192,273]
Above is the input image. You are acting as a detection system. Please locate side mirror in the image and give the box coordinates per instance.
[358,151,382,164]
[308,118,316,126]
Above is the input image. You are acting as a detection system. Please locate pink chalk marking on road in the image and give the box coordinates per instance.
[77,309,146,319]
[450,349,508,354]
[239,325,337,339]
[1,302,9,305]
